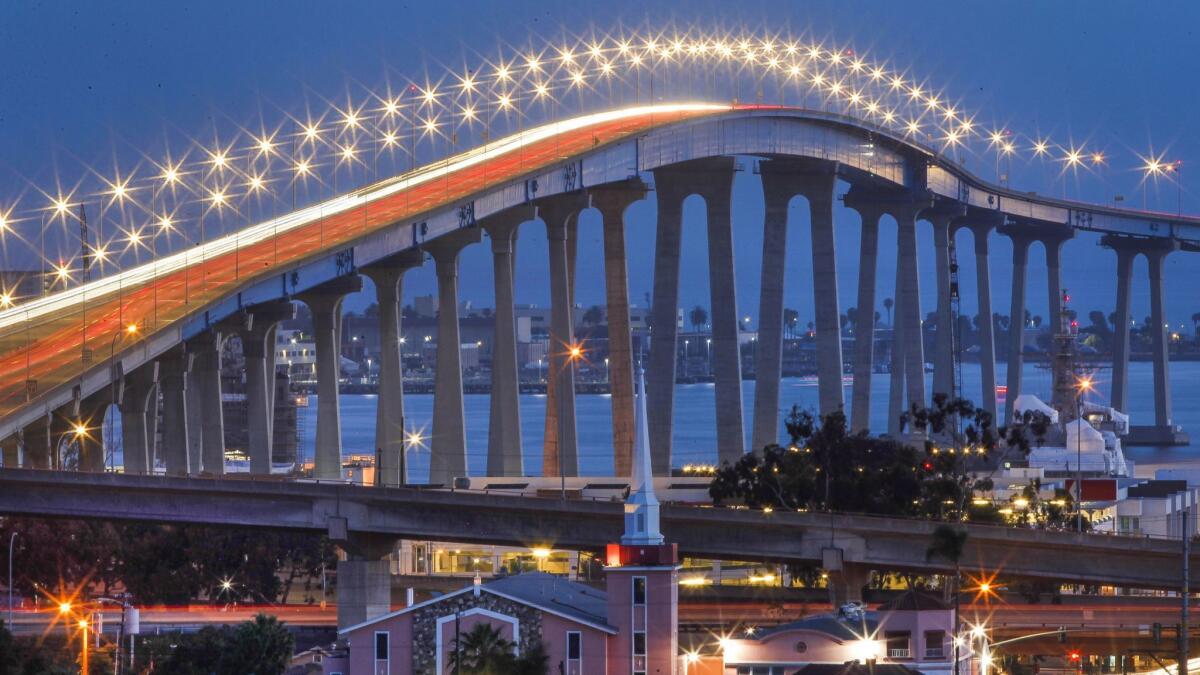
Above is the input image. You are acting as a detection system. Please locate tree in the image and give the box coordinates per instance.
[449,623,517,674]
[1192,312,1200,334]
[883,298,894,327]
[689,305,708,332]
[581,305,605,327]
[136,615,293,675]
[226,615,295,674]
[783,308,799,338]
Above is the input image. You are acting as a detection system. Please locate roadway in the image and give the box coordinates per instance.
[0,468,1195,590]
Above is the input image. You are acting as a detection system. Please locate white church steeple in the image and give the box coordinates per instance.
[622,363,663,545]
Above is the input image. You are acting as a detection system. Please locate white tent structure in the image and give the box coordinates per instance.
[1012,394,1060,424]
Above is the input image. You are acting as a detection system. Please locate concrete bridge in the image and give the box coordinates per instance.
[0,468,1193,595]
[1,105,1197,486]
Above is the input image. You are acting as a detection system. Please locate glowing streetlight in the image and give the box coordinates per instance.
[126,323,139,335]
[256,136,275,156]
[209,190,227,207]
[303,124,321,142]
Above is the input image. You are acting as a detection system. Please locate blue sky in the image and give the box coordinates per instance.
[2,1,1198,329]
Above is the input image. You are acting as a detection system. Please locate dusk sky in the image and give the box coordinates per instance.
[2,1,1197,330]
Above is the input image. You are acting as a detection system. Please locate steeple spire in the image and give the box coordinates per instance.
[623,363,663,545]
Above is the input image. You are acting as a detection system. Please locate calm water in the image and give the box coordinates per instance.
[297,361,1200,481]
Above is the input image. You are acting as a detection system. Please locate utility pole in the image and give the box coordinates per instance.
[1182,508,1190,675]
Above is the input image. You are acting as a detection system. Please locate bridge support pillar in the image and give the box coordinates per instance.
[593,186,645,476]
[1001,230,1033,425]
[751,162,795,449]
[1148,248,1175,427]
[481,209,532,478]
[826,560,872,606]
[0,435,18,468]
[795,162,844,420]
[185,370,204,475]
[1108,245,1136,413]
[75,389,115,472]
[647,166,687,474]
[242,301,294,475]
[842,190,894,434]
[190,331,226,475]
[121,362,159,474]
[887,200,930,434]
[929,208,966,401]
[1043,233,1073,411]
[702,159,746,464]
[970,220,1000,422]
[363,252,424,486]
[157,346,193,476]
[538,197,585,478]
[336,535,395,630]
[428,229,482,485]
[299,276,364,481]
[20,415,51,469]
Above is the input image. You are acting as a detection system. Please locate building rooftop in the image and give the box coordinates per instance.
[485,572,611,629]
[878,590,951,612]
[756,613,880,642]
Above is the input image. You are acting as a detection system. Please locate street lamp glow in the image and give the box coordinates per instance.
[257,136,275,155]
[72,422,88,438]
[209,190,227,206]
[248,174,265,192]
[53,198,71,216]
[382,98,400,116]
[0,293,12,309]
[210,151,228,169]
[295,160,311,175]
[58,601,72,614]
[126,323,139,335]
[162,165,181,185]
[158,215,174,231]
[303,124,320,141]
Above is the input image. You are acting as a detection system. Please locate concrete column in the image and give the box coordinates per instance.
[299,276,364,482]
[930,213,957,399]
[898,207,926,414]
[539,198,582,478]
[971,223,999,422]
[265,324,278,452]
[75,392,113,472]
[241,301,294,475]
[592,186,645,476]
[826,561,872,606]
[796,163,844,418]
[752,164,795,449]
[184,369,204,475]
[481,210,530,478]
[1108,246,1136,412]
[647,167,687,475]
[1002,233,1032,424]
[363,251,424,486]
[120,363,159,474]
[157,347,193,476]
[842,192,886,434]
[336,535,396,630]
[427,229,481,486]
[21,415,51,469]
[1044,237,1068,335]
[191,332,225,475]
[702,162,745,464]
[887,232,908,436]
[1148,250,1173,426]
[0,435,18,468]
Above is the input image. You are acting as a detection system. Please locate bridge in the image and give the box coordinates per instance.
[0,468,1195,593]
[0,28,1197,627]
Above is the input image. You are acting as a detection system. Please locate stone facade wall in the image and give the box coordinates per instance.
[411,591,543,673]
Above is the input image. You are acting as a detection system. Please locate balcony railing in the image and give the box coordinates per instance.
[888,648,911,659]
[925,648,945,659]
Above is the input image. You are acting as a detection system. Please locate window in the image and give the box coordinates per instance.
[374,631,389,660]
[633,632,646,655]
[567,631,582,659]
[632,576,647,606]
[924,630,946,658]
[885,631,911,658]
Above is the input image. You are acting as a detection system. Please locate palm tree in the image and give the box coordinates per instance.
[927,525,968,675]
[883,298,894,327]
[1191,312,1200,336]
[689,305,708,332]
[449,623,515,674]
[783,308,799,338]
[581,305,605,327]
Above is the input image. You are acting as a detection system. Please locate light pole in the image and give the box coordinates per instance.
[7,531,16,627]
[1075,376,1093,532]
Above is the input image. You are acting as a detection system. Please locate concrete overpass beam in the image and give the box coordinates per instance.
[842,190,890,434]
[427,229,482,486]
[970,221,1000,422]
[591,186,646,476]
[700,158,745,464]
[794,163,844,419]
[480,211,526,478]
[241,301,295,475]
[120,362,159,475]
[539,197,585,478]
[362,251,425,486]
[298,275,364,481]
[752,162,796,449]
[157,346,194,476]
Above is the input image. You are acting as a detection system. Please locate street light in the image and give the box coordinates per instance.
[1075,375,1094,532]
